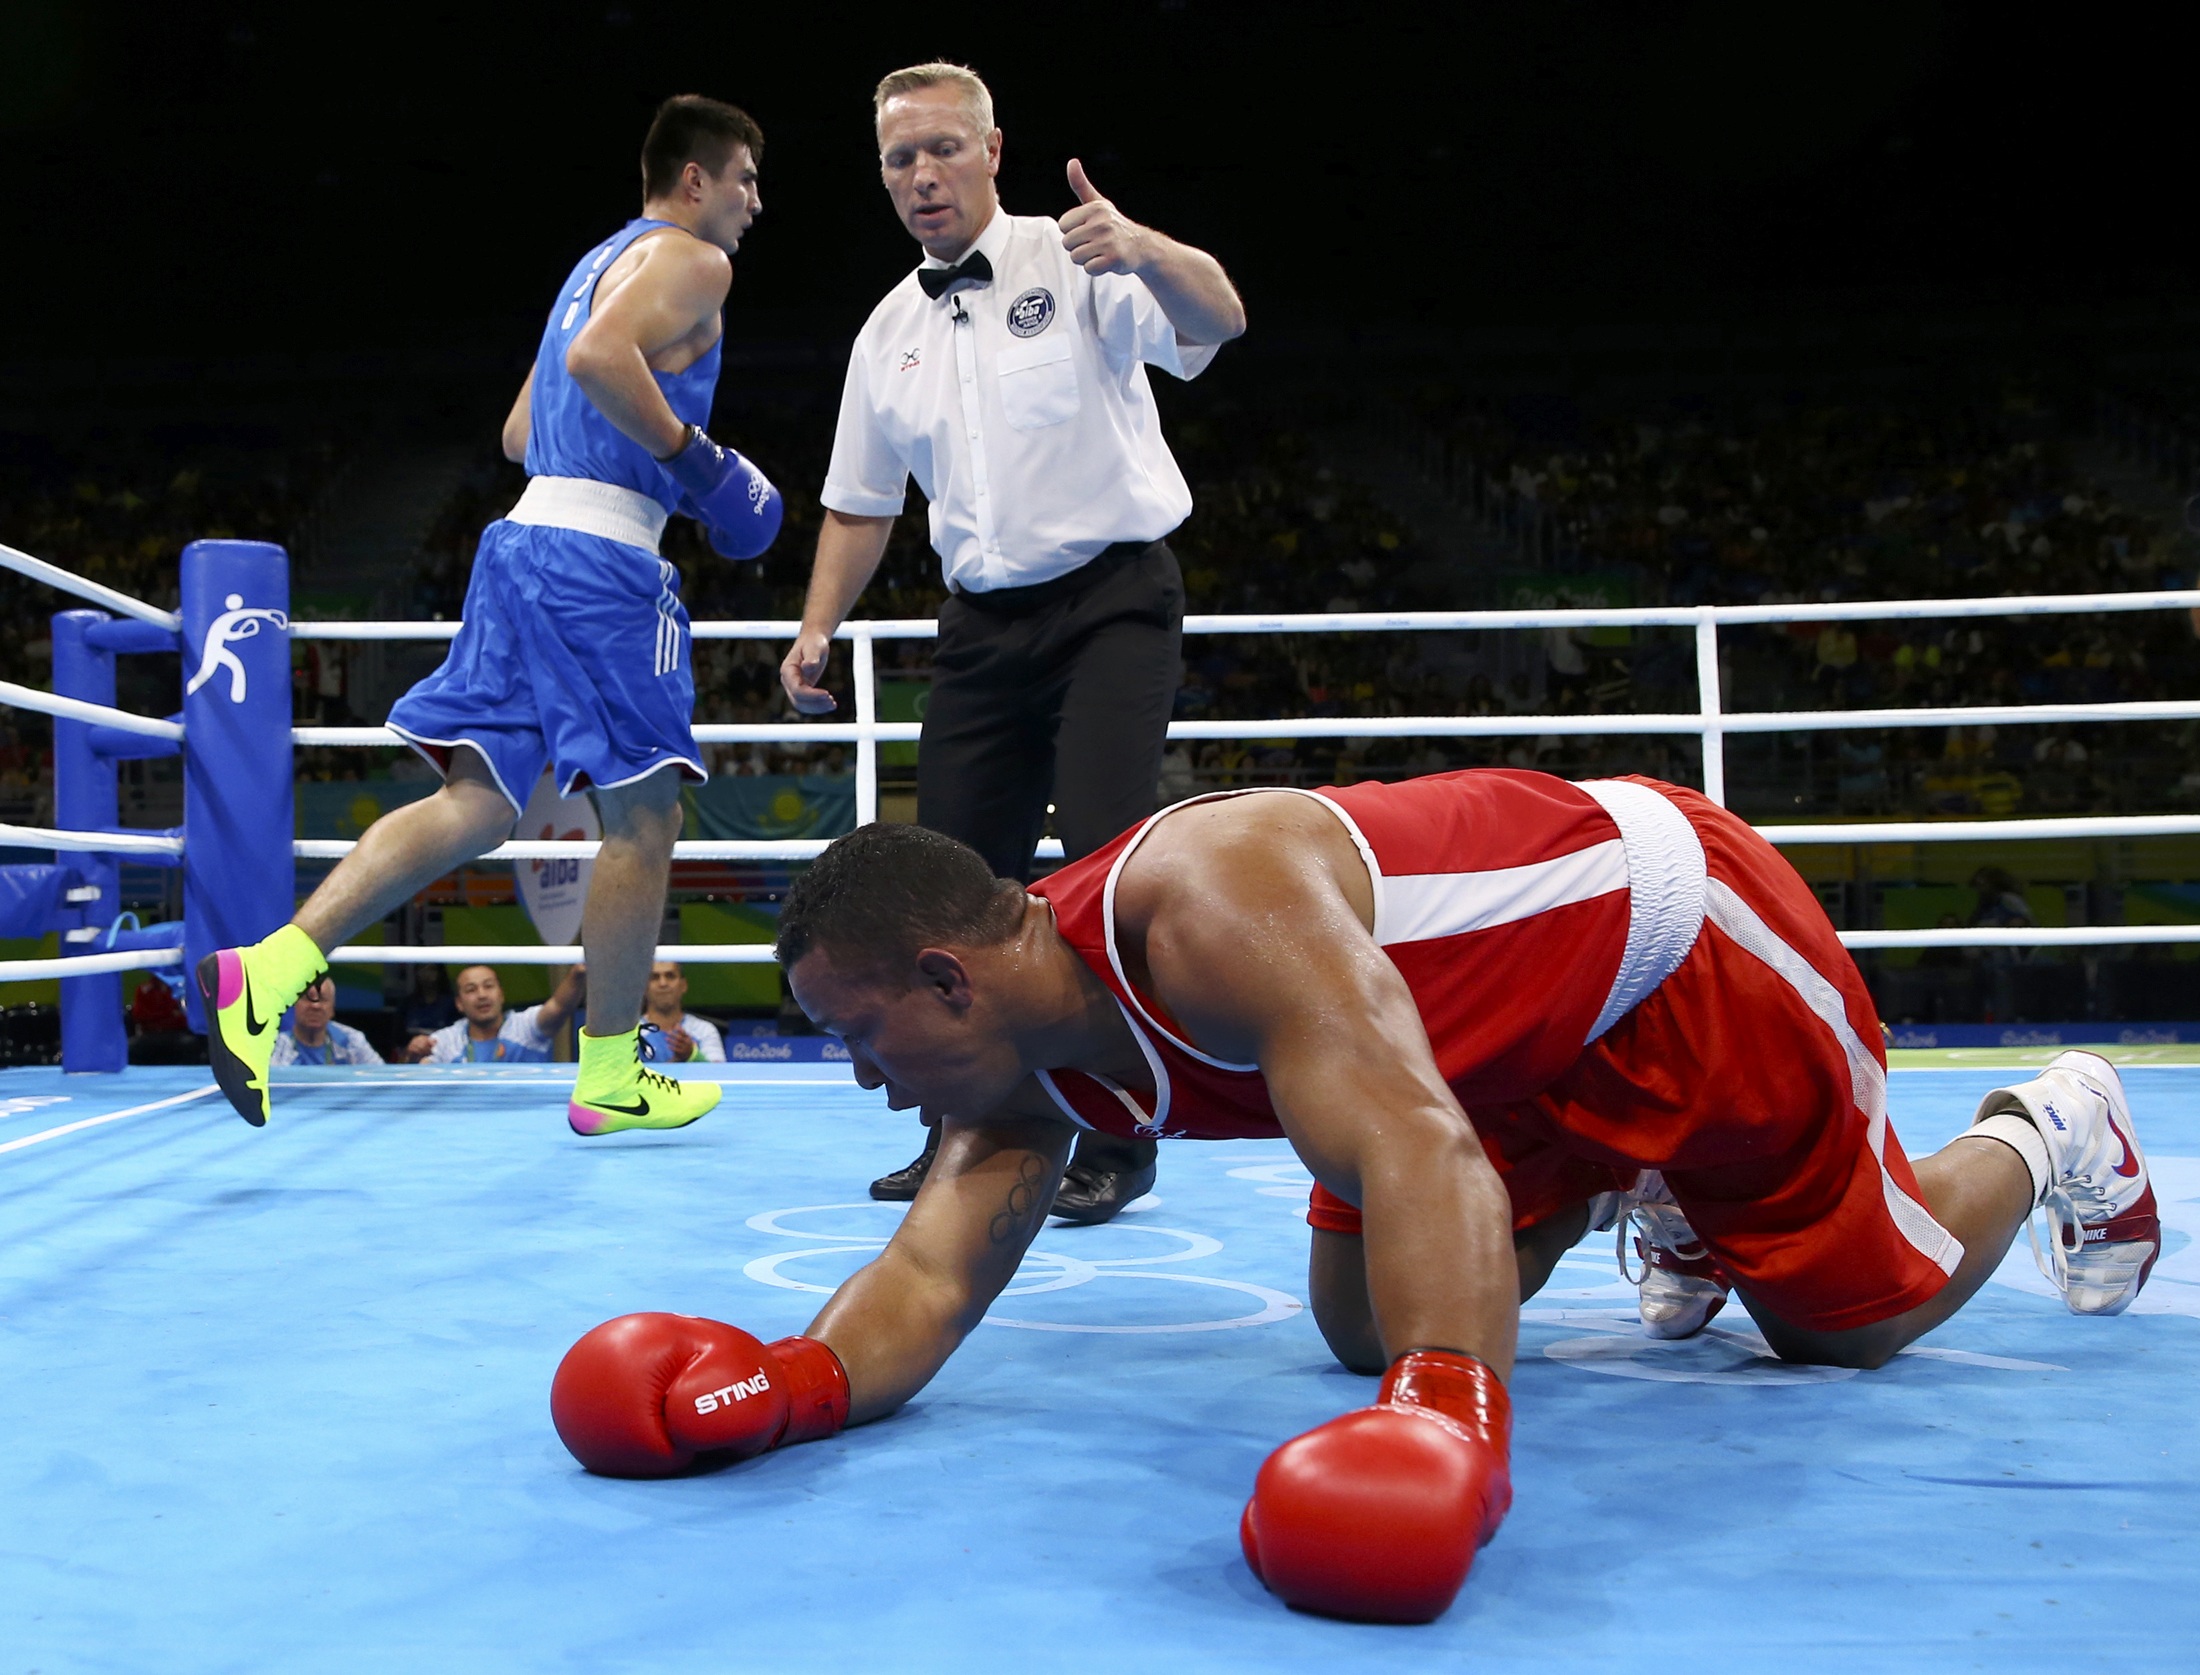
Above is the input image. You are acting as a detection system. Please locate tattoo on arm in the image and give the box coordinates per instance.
[988,1154,1056,1248]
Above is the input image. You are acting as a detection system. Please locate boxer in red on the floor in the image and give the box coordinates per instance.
[549,769,2160,1623]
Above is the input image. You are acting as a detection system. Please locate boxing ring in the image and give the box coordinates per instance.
[4,539,2199,1671]
[11,538,2200,1033]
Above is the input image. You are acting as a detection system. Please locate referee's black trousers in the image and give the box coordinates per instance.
[920,538,1182,879]
[918,537,1182,1178]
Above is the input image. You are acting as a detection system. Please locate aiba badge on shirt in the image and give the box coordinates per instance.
[1006,288,1055,337]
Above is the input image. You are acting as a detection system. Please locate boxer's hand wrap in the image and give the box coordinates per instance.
[1240,1349,1512,1623]
[662,425,783,559]
[550,1312,849,1478]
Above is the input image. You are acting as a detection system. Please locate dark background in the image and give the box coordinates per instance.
[1,0,2190,374]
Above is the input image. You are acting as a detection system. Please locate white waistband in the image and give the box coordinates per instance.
[505,476,668,554]
[1577,780,1708,1043]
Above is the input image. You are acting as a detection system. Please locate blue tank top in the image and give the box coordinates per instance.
[524,218,722,513]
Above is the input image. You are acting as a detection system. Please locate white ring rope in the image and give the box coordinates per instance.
[0,680,183,740]
[323,943,775,965]
[1838,926,2200,950]
[1720,698,2200,734]
[285,588,2200,640]
[0,822,186,856]
[0,541,181,631]
[0,946,182,982]
[292,838,847,861]
[1161,703,2200,739]
[1755,815,2200,845]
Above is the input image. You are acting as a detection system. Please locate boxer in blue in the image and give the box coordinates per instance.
[200,95,781,1135]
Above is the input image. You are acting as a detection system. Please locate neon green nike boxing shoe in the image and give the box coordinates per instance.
[197,924,327,1127]
[567,1026,721,1136]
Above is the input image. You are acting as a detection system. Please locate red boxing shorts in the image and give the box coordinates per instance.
[1306,784,1961,1336]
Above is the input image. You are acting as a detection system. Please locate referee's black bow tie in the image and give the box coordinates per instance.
[918,251,993,300]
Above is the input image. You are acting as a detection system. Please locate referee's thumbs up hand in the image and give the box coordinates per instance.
[1060,157,1145,276]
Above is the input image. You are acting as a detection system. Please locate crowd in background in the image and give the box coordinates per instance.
[0,425,339,822]
[1441,390,2179,605]
[1408,386,2199,819]
[8,383,2198,827]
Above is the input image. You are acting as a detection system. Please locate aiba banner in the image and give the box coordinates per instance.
[515,770,599,946]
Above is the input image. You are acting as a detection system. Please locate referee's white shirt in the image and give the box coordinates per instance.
[821,208,1220,593]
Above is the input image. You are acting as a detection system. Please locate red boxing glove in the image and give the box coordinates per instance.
[1240,1349,1512,1623]
[550,1312,850,1479]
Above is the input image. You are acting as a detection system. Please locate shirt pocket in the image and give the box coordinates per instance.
[996,334,1080,431]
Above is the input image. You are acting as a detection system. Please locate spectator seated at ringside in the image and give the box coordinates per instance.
[406,964,583,1065]
[271,975,384,1067]
[638,961,725,1064]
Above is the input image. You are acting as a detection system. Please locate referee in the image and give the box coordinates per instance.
[780,61,1245,1220]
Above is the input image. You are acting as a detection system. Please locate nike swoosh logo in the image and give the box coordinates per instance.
[244,984,270,1039]
[2107,1115,2141,1178]
[591,1096,651,1118]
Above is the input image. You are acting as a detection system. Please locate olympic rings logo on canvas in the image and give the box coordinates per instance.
[740,1202,1303,1335]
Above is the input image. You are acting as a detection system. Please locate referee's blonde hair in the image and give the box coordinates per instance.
[874,61,996,139]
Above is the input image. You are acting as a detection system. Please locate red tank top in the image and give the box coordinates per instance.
[1028,770,1706,1141]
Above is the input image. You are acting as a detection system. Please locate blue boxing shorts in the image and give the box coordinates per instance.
[386,519,705,813]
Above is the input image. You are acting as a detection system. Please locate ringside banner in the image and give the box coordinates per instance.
[515,771,598,947]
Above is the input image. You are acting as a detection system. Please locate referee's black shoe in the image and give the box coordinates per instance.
[1050,1135,1160,1225]
[869,1124,940,1201]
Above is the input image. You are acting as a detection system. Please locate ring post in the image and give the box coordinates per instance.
[50,610,126,1071]
[179,540,293,1031]
[852,627,878,827]
[1693,609,1726,807]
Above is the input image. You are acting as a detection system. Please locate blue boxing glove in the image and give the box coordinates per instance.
[661,424,784,560]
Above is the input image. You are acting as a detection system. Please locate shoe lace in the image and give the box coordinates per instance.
[2027,1184,2083,1293]
[1618,1210,1649,1285]
[1612,1171,1658,1284]
[626,1036,689,1099]
[1617,1196,1706,1284]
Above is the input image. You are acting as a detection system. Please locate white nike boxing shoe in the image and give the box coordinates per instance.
[1616,1172,1730,1340]
[1973,1049,2161,1317]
